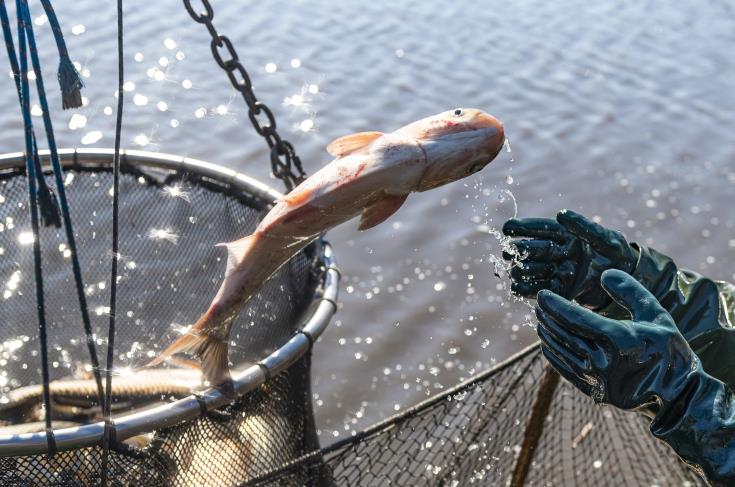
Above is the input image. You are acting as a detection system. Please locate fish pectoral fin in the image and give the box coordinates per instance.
[282,187,314,206]
[358,193,409,231]
[215,234,257,276]
[326,131,384,157]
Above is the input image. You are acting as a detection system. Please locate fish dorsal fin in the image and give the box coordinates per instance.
[327,131,384,158]
[215,234,257,276]
[358,192,409,231]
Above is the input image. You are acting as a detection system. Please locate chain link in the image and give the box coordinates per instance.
[182,0,306,191]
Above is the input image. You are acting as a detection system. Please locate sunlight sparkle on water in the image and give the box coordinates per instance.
[5,270,21,294]
[162,184,191,202]
[300,119,314,132]
[134,134,150,146]
[265,63,277,73]
[284,94,304,107]
[18,232,34,245]
[71,24,85,35]
[30,104,42,116]
[68,113,87,130]
[164,38,177,50]
[122,81,135,92]
[133,94,149,106]
[149,227,179,244]
[182,79,192,89]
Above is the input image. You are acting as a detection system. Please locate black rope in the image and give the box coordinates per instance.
[14,0,55,456]
[0,0,60,228]
[38,0,84,109]
[15,0,107,420]
[101,0,124,481]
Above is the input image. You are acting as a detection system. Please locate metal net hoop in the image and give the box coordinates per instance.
[0,148,338,460]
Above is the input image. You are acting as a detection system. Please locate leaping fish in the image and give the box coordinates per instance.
[147,108,505,385]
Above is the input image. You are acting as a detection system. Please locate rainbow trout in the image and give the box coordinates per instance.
[148,108,505,385]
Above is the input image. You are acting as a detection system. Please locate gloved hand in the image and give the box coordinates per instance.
[502,209,637,310]
[535,269,697,411]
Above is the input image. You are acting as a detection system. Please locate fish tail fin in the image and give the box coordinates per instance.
[215,234,258,276]
[146,317,231,385]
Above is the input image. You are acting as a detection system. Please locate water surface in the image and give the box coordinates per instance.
[0,0,733,440]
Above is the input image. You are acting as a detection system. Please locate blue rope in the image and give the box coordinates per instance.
[101,0,124,481]
[15,0,106,415]
[15,0,55,455]
[39,0,83,109]
[0,0,60,228]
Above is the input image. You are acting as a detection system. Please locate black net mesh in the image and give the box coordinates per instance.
[0,156,327,486]
[248,346,704,487]
[0,158,706,486]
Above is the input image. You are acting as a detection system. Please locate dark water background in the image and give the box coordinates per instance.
[0,0,734,440]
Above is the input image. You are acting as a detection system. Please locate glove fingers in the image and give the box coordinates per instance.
[502,218,568,243]
[536,309,591,367]
[540,346,595,397]
[599,269,669,324]
[511,280,550,298]
[511,278,564,297]
[510,239,577,261]
[556,210,619,255]
[510,261,555,281]
[537,289,614,340]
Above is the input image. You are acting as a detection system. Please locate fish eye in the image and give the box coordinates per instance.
[453,108,464,117]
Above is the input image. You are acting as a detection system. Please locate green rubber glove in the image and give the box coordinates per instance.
[502,209,637,309]
[535,269,697,410]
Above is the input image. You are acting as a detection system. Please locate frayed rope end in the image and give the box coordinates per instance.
[58,56,84,110]
[37,185,62,228]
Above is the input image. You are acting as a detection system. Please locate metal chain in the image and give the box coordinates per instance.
[182,0,306,191]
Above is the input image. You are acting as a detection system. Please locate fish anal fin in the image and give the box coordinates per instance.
[215,234,257,276]
[358,193,409,231]
[327,131,384,158]
[146,325,231,385]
